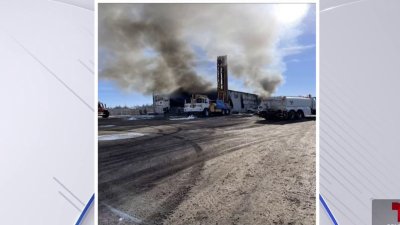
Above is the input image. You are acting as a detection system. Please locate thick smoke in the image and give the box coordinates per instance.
[99,4,288,96]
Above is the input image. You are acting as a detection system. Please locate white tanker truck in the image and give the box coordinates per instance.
[257,95,316,120]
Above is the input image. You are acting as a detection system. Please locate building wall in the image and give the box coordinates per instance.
[153,94,170,114]
[153,90,259,114]
[228,90,259,113]
[108,106,155,116]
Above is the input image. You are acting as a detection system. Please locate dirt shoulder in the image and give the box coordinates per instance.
[165,120,316,225]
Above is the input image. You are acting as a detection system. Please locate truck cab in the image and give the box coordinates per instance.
[184,95,210,116]
[98,102,110,118]
[184,94,230,117]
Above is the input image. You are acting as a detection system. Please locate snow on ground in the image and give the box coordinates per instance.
[99,125,116,128]
[169,115,196,121]
[127,115,155,120]
[98,132,146,141]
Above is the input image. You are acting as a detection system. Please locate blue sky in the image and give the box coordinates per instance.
[99,4,316,107]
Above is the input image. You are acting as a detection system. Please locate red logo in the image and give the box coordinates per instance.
[392,202,400,222]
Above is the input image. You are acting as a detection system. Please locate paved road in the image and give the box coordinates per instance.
[98,115,316,225]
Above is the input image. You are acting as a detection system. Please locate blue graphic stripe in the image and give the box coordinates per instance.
[320,194,339,225]
[75,194,95,225]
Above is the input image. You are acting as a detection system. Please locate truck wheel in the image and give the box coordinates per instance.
[102,110,110,118]
[222,110,225,115]
[226,110,230,115]
[203,109,209,117]
[288,110,295,120]
[297,110,304,120]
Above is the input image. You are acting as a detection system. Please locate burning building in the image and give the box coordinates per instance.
[153,89,259,114]
[153,56,259,114]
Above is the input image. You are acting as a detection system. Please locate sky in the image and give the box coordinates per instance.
[99,4,316,107]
